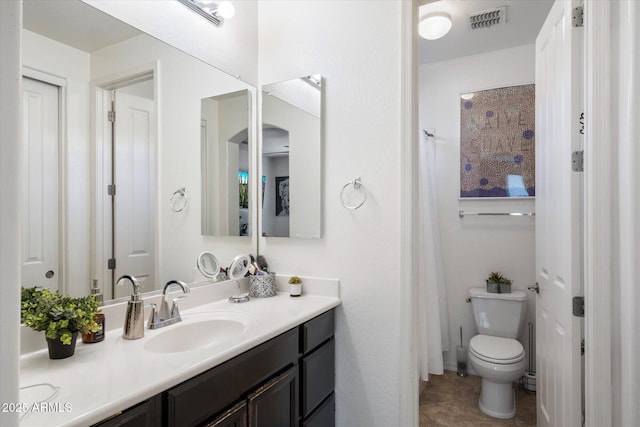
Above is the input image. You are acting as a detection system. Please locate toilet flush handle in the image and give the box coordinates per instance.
[528,283,540,294]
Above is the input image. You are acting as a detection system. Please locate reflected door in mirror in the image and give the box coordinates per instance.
[201,90,251,237]
[21,77,60,292]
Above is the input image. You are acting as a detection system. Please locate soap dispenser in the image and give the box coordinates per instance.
[117,275,144,340]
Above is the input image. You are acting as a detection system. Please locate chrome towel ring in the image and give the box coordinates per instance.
[170,187,188,212]
[340,177,367,210]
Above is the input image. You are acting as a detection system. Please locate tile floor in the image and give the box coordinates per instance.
[419,371,536,427]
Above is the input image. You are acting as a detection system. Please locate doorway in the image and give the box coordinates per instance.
[94,72,156,300]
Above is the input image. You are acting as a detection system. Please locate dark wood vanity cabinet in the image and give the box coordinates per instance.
[92,309,335,427]
[204,402,247,427]
[92,395,161,427]
[299,309,335,427]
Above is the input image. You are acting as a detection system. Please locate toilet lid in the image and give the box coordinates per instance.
[470,335,524,363]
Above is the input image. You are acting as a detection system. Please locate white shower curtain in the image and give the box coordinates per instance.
[417,131,449,381]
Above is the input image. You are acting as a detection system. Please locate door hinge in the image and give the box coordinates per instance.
[581,339,585,356]
[107,258,116,270]
[572,150,584,172]
[573,296,585,317]
[107,184,116,196]
[108,110,116,122]
[573,6,584,27]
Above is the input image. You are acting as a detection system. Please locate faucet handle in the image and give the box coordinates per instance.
[170,296,187,319]
[146,303,159,327]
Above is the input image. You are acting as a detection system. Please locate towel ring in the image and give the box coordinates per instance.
[170,187,188,212]
[340,177,367,209]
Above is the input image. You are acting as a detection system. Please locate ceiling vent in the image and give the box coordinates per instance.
[468,6,507,30]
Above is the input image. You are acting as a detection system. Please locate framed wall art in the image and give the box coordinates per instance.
[275,176,289,216]
[460,84,535,198]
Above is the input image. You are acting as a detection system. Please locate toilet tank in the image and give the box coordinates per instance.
[469,288,527,338]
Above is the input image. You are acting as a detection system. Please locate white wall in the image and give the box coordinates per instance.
[91,34,256,286]
[419,45,537,372]
[0,2,22,424]
[22,29,92,297]
[258,2,407,426]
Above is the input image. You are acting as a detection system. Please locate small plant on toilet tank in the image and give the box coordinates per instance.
[486,272,512,294]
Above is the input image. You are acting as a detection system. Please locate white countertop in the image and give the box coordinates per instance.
[19,289,340,427]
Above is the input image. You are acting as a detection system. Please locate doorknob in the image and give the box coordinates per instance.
[45,270,55,278]
[528,283,539,294]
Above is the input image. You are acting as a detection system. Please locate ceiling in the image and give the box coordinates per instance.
[22,0,141,53]
[419,0,554,64]
[23,0,552,69]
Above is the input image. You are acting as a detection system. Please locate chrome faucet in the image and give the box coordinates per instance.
[117,275,144,340]
[148,280,190,329]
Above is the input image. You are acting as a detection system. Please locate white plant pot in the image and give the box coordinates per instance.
[289,283,302,297]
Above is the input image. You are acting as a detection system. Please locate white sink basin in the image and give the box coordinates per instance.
[144,315,249,354]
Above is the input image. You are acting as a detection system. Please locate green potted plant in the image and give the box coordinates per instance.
[288,276,302,297]
[486,272,512,294]
[21,287,102,359]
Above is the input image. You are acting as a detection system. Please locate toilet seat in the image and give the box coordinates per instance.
[470,335,524,365]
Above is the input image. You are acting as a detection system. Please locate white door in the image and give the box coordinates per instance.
[21,77,60,292]
[535,1,583,426]
[113,91,155,298]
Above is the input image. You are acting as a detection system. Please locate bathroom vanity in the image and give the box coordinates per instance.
[95,310,335,427]
[19,284,339,427]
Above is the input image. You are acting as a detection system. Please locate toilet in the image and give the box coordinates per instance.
[468,287,527,419]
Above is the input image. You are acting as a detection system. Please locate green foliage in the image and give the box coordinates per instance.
[21,287,102,345]
[486,272,512,285]
[288,276,302,284]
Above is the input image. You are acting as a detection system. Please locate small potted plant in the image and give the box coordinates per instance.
[21,287,102,359]
[288,276,302,297]
[486,272,512,294]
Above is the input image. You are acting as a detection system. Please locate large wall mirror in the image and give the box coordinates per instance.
[201,90,252,237]
[261,75,322,239]
[21,0,256,302]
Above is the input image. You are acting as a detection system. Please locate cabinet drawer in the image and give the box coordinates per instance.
[166,328,298,427]
[301,338,335,417]
[302,394,335,427]
[301,309,334,354]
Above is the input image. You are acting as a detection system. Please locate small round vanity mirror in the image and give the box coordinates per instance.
[228,254,251,280]
[227,254,251,303]
[197,251,221,280]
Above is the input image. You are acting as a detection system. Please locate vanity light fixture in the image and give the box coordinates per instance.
[419,11,452,40]
[177,0,235,27]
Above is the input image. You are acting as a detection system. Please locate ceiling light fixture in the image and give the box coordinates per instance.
[419,11,452,40]
[177,0,235,27]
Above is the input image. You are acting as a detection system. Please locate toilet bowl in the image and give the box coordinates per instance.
[468,287,528,419]
[468,334,526,419]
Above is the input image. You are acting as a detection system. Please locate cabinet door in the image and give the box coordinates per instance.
[205,401,247,427]
[92,396,160,427]
[247,366,298,427]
